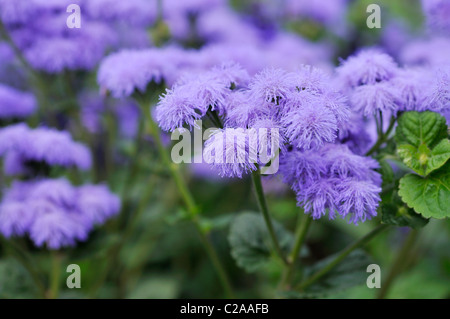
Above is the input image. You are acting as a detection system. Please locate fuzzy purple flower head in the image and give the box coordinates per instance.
[0,124,92,175]
[0,178,120,249]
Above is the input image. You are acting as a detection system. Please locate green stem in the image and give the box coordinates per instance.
[251,170,288,265]
[140,103,234,298]
[377,229,419,299]
[298,224,389,291]
[48,251,62,299]
[279,214,312,289]
[365,116,396,156]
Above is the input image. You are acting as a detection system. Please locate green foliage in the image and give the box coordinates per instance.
[395,111,449,176]
[280,250,373,298]
[228,212,293,273]
[393,111,450,219]
[398,164,450,219]
[0,259,36,299]
[381,202,429,229]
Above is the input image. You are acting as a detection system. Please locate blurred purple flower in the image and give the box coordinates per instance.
[0,84,36,119]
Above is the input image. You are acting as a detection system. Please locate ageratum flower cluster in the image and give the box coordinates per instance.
[0,123,120,249]
[0,123,91,176]
[156,63,383,224]
[0,178,120,249]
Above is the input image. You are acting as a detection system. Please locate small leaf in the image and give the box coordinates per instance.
[228,212,293,273]
[398,163,450,219]
[395,111,447,148]
[395,111,449,176]
[428,139,450,175]
[381,203,429,229]
[299,250,373,298]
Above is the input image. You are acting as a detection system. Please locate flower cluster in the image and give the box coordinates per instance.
[156,61,384,224]
[0,178,120,249]
[0,123,91,176]
[280,145,381,224]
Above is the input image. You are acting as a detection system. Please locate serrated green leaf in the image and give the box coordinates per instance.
[381,203,429,229]
[395,111,447,148]
[395,111,449,176]
[298,250,373,298]
[228,212,293,273]
[398,164,450,219]
[428,139,450,174]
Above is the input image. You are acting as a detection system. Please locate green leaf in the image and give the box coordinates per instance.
[395,111,449,176]
[228,212,293,273]
[428,139,450,174]
[398,163,450,219]
[378,158,394,185]
[299,250,373,298]
[381,203,429,229]
[395,111,447,148]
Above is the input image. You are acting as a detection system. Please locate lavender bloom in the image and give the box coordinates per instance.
[279,149,327,189]
[422,68,450,112]
[203,128,258,178]
[422,0,450,33]
[279,144,381,224]
[156,64,244,131]
[336,49,399,90]
[0,178,120,249]
[299,179,339,220]
[0,124,92,175]
[249,68,293,103]
[29,202,89,249]
[156,86,205,132]
[76,184,121,225]
[400,37,450,66]
[336,179,381,224]
[0,202,34,237]
[0,84,36,119]
[281,102,338,150]
[84,0,157,27]
[97,48,182,98]
[224,91,271,128]
[350,82,400,115]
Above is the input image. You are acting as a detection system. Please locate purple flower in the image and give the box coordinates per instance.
[279,144,382,224]
[299,179,339,220]
[29,200,88,249]
[97,48,179,98]
[0,202,34,237]
[0,84,36,119]
[156,86,205,132]
[422,0,450,33]
[336,179,381,224]
[279,149,327,189]
[225,91,270,128]
[203,128,258,178]
[350,82,400,115]
[400,37,450,67]
[281,102,338,150]
[336,49,399,90]
[76,184,121,225]
[84,0,157,27]
[249,68,293,103]
[0,178,121,249]
[422,68,450,112]
[0,124,92,175]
